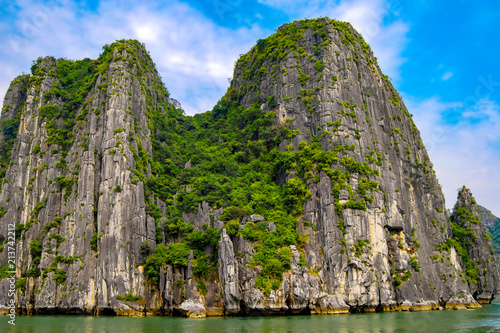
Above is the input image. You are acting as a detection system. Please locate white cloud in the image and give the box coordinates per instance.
[441,71,453,81]
[257,0,324,12]
[82,1,267,114]
[409,97,500,216]
[132,22,162,44]
[0,0,266,115]
[1,0,409,114]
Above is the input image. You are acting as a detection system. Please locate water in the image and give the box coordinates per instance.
[1,301,499,333]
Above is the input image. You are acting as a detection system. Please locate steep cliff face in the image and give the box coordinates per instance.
[449,187,499,303]
[0,18,497,316]
[217,18,484,312]
[0,41,164,314]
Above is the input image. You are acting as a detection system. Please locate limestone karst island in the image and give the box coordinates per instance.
[0,18,498,318]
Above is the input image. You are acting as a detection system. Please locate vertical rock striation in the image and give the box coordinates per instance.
[0,19,497,316]
[218,229,240,314]
[0,41,163,315]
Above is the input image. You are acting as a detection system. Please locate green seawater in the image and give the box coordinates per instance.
[1,301,499,333]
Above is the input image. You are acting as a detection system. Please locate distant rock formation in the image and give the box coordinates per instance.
[477,205,500,272]
[450,187,499,302]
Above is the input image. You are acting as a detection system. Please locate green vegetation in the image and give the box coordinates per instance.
[1,22,407,296]
[437,194,481,284]
[43,216,62,232]
[393,275,402,287]
[0,265,13,280]
[454,206,480,225]
[478,205,500,260]
[100,23,383,292]
[15,278,27,291]
[354,239,370,258]
[29,241,42,265]
[197,279,208,295]
[299,254,307,267]
[42,261,68,283]
[33,48,116,155]
[116,292,142,302]
[90,232,98,251]
[444,225,478,284]
[144,232,219,285]
[409,256,421,272]
[55,255,76,264]
[48,233,65,247]
[53,269,67,283]
[392,269,412,288]
[140,87,379,289]
[140,90,378,291]
[27,267,41,278]
[23,34,378,290]
[234,17,374,88]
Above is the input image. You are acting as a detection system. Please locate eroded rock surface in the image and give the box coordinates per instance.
[0,20,497,316]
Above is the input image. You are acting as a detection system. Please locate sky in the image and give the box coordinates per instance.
[0,0,499,215]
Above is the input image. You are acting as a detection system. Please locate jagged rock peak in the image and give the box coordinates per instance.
[231,18,379,104]
[450,186,499,303]
[453,186,478,211]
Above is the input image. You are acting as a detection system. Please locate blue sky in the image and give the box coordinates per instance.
[0,0,499,215]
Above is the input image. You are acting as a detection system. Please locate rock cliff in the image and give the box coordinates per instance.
[449,187,499,303]
[0,18,497,316]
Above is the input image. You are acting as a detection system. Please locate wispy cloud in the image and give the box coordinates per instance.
[441,71,453,81]
[0,0,266,115]
[409,96,500,215]
[0,0,409,113]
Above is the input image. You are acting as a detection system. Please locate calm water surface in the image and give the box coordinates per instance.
[2,301,499,332]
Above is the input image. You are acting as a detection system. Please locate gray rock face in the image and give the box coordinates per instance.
[178,298,206,318]
[0,20,497,317]
[0,42,161,315]
[223,18,490,313]
[182,201,223,231]
[218,229,240,314]
[242,215,265,223]
[168,98,183,111]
